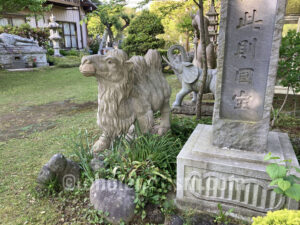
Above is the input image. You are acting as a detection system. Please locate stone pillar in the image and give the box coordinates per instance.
[176,0,299,220]
[212,0,287,153]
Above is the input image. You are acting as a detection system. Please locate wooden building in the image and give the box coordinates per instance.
[0,0,97,49]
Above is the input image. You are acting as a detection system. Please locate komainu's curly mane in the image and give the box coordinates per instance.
[97,50,135,137]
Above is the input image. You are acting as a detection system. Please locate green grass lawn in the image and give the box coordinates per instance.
[0,67,182,224]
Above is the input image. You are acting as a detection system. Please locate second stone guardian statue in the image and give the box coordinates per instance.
[79,49,171,154]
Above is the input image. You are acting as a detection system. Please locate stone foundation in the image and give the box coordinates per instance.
[176,124,299,219]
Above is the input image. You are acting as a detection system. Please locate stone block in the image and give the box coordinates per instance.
[212,0,288,152]
[176,124,299,219]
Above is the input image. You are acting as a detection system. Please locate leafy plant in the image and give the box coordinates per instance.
[68,129,96,184]
[264,152,300,201]
[97,132,181,219]
[252,209,300,225]
[43,177,61,196]
[214,203,234,225]
[278,30,300,94]
[171,116,211,143]
[272,30,300,126]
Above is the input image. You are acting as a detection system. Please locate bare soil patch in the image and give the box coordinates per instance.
[0,100,97,141]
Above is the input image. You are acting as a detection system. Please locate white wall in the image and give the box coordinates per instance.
[25,5,88,49]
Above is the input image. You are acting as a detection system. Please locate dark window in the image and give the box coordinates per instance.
[57,22,78,49]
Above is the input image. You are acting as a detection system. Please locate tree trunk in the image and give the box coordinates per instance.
[271,86,290,127]
[106,27,114,47]
[185,31,190,52]
[193,0,208,119]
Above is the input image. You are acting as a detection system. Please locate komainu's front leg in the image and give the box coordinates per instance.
[158,99,171,135]
[92,133,111,156]
[136,110,154,134]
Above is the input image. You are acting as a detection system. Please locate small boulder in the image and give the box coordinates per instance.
[189,214,215,225]
[165,215,184,225]
[90,157,105,172]
[145,203,165,224]
[90,179,135,224]
[37,154,80,190]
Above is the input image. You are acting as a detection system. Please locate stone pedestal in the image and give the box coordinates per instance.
[176,124,299,219]
[0,33,48,69]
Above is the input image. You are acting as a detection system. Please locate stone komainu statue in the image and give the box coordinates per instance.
[79,49,171,154]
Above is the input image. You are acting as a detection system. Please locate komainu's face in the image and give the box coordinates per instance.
[80,55,132,82]
[79,56,96,77]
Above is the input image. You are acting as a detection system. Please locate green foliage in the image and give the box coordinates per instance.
[149,0,216,48]
[171,116,211,143]
[252,209,300,225]
[264,152,300,201]
[214,203,234,225]
[42,177,61,196]
[122,10,165,56]
[88,39,100,54]
[86,0,132,46]
[59,49,80,57]
[99,151,173,219]
[0,0,51,14]
[95,130,182,219]
[47,55,82,68]
[277,30,300,93]
[0,24,50,48]
[68,129,95,184]
[47,48,54,56]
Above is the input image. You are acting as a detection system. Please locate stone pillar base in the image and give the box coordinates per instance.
[176,124,299,220]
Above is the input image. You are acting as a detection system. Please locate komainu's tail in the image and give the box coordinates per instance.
[144,49,162,75]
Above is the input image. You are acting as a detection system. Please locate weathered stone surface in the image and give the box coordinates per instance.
[90,179,135,224]
[165,215,184,225]
[172,101,213,116]
[145,203,165,224]
[0,33,48,69]
[90,157,105,172]
[37,154,80,190]
[189,214,214,225]
[212,0,287,152]
[80,49,171,155]
[176,124,299,219]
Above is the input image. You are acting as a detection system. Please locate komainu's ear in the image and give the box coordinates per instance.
[125,61,134,71]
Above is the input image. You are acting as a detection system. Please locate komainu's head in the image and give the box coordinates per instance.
[79,50,133,83]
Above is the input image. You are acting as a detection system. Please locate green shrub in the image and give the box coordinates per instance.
[122,10,165,56]
[278,30,300,93]
[67,116,206,220]
[0,23,50,48]
[47,55,81,68]
[59,49,80,57]
[98,133,179,219]
[47,48,54,56]
[252,209,300,225]
[264,152,300,201]
[89,39,100,54]
[171,116,212,144]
